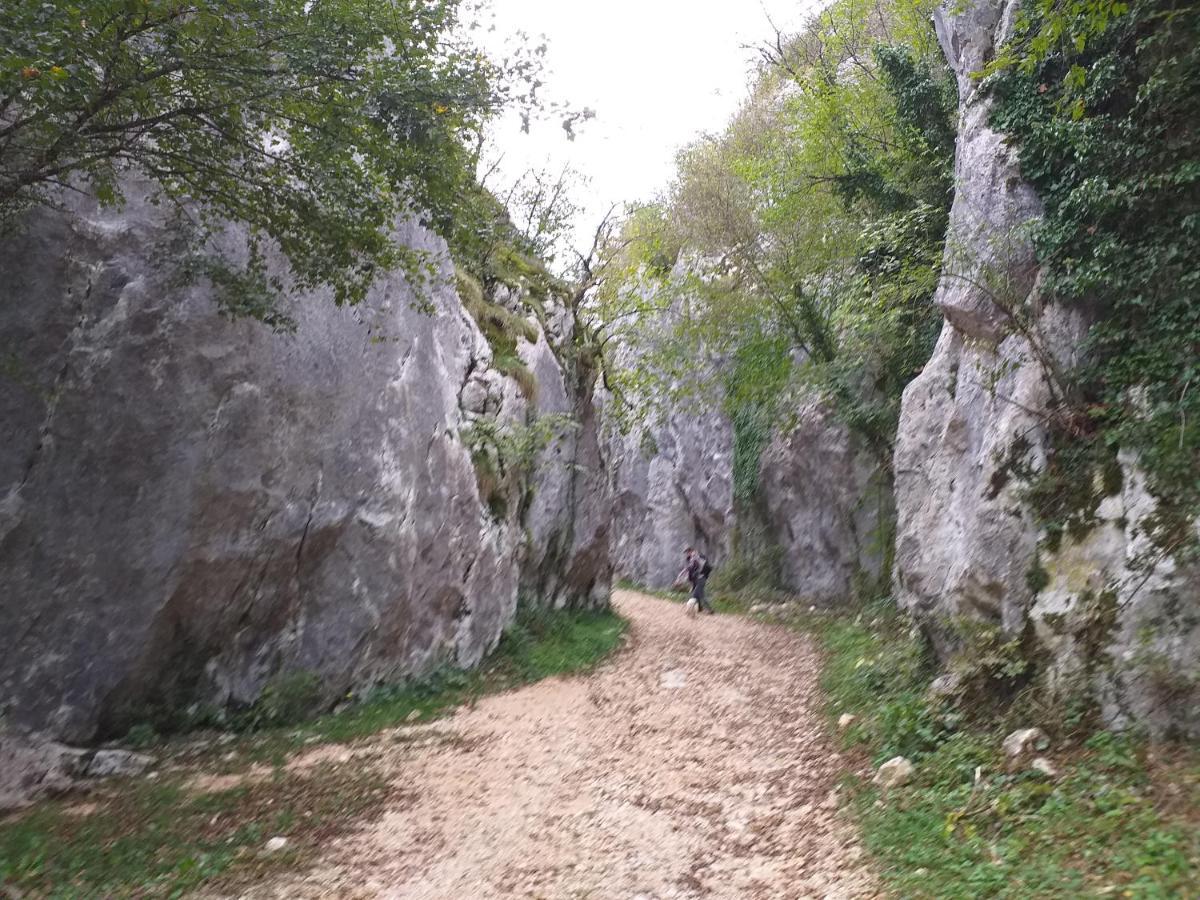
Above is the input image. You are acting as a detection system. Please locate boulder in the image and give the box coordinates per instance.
[0,730,89,812]
[873,756,915,789]
[1030,757,1059,778]
[928,673,962,701]
[85,749,156,779]
[1002,727,1050,758]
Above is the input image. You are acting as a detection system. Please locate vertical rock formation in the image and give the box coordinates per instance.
[893,0,1199,736]
[604,395,735,588]
[600,278,888,600]
[517,292,613,610]
[0,182,611,754]
[759,398,892,604]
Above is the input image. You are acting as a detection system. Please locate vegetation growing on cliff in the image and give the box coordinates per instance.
[593,0,954,471]
[987,0,1200,562]
[461,413,577,519]
[588,0,955,590]
[0,0,582,326]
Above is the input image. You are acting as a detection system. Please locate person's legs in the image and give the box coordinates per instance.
[695,577,714,614]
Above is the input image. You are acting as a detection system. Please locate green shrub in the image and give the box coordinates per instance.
[123,723,160,750]
[239,672,323,731]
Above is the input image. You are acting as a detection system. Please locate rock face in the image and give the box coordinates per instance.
[518,314,613,609]
[602,276,888,599]
[0,182,611,755]
[759,397,892,603]
[605,396,735,589]
[893,0,1200,736]
[894,0,1051,644]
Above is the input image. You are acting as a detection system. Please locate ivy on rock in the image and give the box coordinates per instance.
[989,0,1200,557]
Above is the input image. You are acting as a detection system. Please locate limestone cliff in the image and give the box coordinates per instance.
[0,182,611,755]
[759,398,892,603]
[600,279,887,602]
[604,394,735,589]
[893,0,1200,736]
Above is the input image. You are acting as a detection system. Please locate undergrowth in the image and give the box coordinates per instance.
[0,605,626,897]
[807,600,1200,898]
[0,764,390,899]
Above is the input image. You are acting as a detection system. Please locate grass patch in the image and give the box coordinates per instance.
[0,606,626,897]
[0,764,391,899]
[487,605,628,683]
[458,269,540,362]
[486,243,571,310]
[805,600,1200,898]
[469,448,509,520]
[493,353,537,401]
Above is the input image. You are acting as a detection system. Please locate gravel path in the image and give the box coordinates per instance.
[236,590,880,899]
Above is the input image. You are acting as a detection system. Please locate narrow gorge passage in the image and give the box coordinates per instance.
[233,591,879,899]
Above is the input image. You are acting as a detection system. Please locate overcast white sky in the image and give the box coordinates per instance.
[481,0,823,261]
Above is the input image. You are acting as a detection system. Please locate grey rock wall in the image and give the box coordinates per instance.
[600,278,888,599]
[893,0,1200,735]
[604,397,735,589]
[759,397,892,604]
[518,313,612,610]
[0,182,610,759]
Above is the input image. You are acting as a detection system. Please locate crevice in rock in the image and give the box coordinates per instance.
[14,264,96,494]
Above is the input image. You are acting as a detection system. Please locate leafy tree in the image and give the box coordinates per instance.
[0,0,568,324]
[592,0,954,468]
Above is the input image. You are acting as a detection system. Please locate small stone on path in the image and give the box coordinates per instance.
[1031,757,1059,778]
[660,669,688,689]
[85,749,155,779]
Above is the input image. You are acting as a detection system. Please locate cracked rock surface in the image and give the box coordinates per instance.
[892,0,1200,736]
[0,183,610,753]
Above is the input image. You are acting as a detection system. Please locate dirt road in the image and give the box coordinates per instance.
[238,590,879,899]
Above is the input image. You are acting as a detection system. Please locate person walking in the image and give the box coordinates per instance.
[677,546,714,615]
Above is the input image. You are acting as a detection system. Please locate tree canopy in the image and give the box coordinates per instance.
[0,0,567,325]
[588,0,956,467]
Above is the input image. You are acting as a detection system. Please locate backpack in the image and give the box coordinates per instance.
[700,556,713,578]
